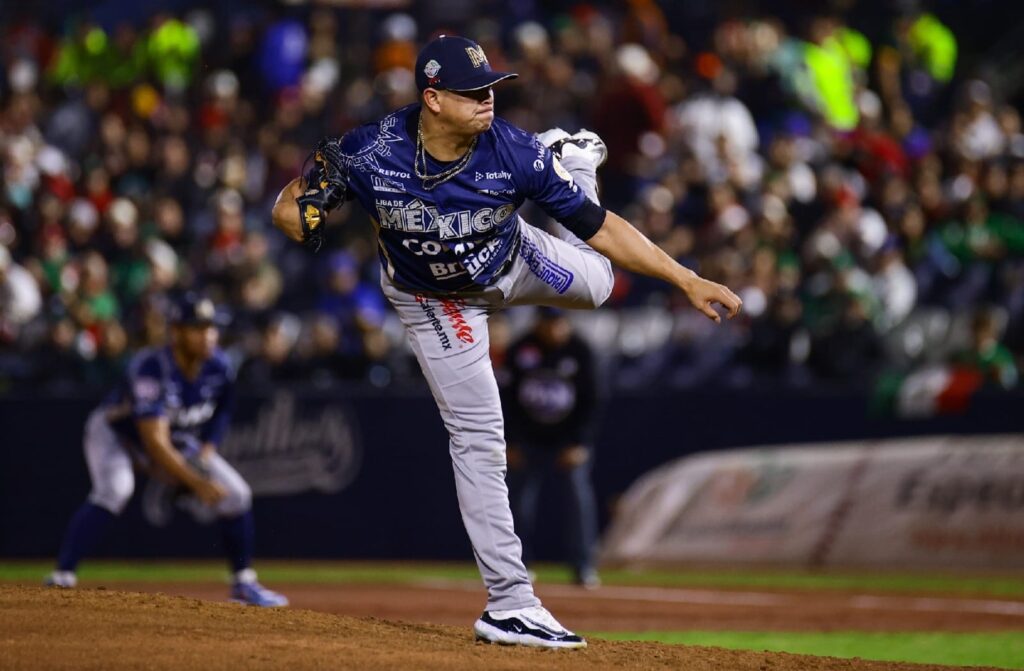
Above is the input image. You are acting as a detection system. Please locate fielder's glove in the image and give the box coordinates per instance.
[296,137,349,253]
[170,432,204,461]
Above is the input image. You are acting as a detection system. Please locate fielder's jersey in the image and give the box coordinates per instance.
[103,346,235,455]
[332,104,590,293]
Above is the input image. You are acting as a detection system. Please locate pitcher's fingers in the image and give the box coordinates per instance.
[726,295,742,318]
[700,301,722,323]
[716,288,741,318]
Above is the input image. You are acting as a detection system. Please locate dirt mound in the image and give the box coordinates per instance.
[0,585,998,670]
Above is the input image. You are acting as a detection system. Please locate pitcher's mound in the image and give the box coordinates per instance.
[0,585,992,670]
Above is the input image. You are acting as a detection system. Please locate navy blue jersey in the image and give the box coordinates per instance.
[103,346,235,455]
[334,104,591,293]
[502,333,598,447]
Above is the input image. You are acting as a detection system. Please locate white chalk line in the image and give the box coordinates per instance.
[414,579,1024,616]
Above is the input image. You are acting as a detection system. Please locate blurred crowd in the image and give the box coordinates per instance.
[0,1,1022,395]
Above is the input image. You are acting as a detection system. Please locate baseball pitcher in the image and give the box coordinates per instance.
[273,35,741,647]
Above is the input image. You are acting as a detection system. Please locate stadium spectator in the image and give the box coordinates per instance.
[0,3,1019,395]
[952,309,1018,389]
[0,243,41,343]
[501,308,602,588]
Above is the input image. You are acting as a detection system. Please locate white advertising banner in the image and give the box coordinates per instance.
[833,436,1024,569]
[601,435,1024,569]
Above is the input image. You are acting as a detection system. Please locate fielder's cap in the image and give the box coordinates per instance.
[415,35,518,92]
[170,292,225,327]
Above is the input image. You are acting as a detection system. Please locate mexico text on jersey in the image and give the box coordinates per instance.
[333,104,589,293]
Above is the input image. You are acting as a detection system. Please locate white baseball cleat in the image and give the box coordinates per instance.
[474,605,587,649]
[537,127,572,149]
[44,570,77,588]
[558,129,608,168]
[230,580,289,607]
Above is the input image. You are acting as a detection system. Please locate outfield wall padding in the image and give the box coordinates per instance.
[1,386,1021,560]
[601,435,1024,569]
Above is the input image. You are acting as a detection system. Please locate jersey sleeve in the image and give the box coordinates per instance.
[129,355,166,419]
[510,132,587,219]
[504,125,606,239]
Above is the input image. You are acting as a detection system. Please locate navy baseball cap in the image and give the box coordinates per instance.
[170,292,225,327]
[415,35,518,92]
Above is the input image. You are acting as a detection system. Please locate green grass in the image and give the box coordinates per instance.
[591,631,1024,670]
[0,560,484,584]
[6,561,1023,668]
[3,561,1024,597]
[592,567,1024,599]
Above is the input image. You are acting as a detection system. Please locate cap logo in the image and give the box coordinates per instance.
[423,59,441,78]
[465,45,488,68]
[196,299,215,321]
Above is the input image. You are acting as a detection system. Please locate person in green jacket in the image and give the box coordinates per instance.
[952,310,1018,389]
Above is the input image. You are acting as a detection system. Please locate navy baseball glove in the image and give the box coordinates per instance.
[296,138,349,252]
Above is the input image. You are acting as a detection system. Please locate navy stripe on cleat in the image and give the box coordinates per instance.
[473,605,587,649]
[539,128,608,168]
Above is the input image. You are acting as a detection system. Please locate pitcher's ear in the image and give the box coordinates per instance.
[422,88,444,114]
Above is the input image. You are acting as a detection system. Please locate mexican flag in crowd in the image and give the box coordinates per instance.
[874,365,983,417]
[873,344,1017,417]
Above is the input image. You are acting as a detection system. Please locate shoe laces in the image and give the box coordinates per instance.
[519,606,568,633]
[538,128,571,149]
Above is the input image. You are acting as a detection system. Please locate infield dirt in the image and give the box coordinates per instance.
[0,585,1006,670]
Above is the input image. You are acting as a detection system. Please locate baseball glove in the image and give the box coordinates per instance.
[296,137,350,252]
[143,434,209,526]
[170,432,204,461]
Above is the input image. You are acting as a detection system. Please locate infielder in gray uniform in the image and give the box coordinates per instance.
[272,35,741,648]
[45,293,287,607]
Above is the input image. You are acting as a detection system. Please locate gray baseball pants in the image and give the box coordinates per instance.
[84,409,251,519]
[381,155,612,610]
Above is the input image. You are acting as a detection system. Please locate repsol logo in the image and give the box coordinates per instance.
[376,201,515,239]
[895,471,1024,514]
[379,168,411,179]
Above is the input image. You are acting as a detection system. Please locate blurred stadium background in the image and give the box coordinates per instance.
[1,0,1023,668]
